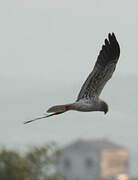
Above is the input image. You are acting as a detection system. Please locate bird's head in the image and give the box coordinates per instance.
[101,101,108,114]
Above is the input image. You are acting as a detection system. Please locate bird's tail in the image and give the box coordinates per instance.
[24,104,73,124]
[47,104,72,113]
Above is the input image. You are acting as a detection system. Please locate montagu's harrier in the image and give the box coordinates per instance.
[24,33,120,124]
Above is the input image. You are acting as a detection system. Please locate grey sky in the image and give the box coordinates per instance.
[0,0,138,175]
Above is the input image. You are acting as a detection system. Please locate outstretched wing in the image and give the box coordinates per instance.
[77,33,120,101]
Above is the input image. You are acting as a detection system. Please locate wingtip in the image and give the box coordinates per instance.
[104,38,109,46]
[108,32,113,41]
[108,32,112,38]
[112,32,116,39]
[108,32,117,40]
[108,32,116,37]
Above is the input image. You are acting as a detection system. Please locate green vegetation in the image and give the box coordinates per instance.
[0,143,65,180]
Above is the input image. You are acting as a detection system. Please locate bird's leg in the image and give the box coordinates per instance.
[24,111,64,124]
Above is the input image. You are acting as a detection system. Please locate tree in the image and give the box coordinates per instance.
[0,143,65,180]
[25,143,64,180]
[0,149,29,180]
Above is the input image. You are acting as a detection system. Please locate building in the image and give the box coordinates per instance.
[130,177,138,180]
[56,139,129,180]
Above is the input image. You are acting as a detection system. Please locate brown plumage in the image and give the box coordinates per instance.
[24,33,120,124]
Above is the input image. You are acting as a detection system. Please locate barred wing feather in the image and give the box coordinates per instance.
[77,33,120,101]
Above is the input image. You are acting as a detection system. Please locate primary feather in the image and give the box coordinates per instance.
[77,33,120,101]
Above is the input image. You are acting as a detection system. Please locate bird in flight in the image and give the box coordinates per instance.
[24,33,120,124]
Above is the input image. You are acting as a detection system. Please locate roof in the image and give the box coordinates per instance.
[62,138,126,153]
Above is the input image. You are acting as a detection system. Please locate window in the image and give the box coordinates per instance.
[85,158,94,168]
[63,158,71,169]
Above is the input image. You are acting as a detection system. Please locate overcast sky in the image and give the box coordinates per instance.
[0,0,138,175]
